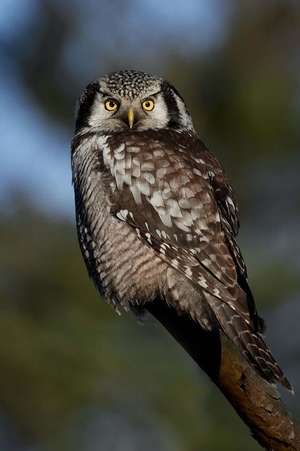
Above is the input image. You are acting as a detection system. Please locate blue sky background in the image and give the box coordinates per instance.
[0,60,72,216]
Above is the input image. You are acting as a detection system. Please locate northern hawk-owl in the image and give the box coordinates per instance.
[71,70,291,390]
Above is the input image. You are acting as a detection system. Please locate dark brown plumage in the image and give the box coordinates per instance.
[71,70,292,391]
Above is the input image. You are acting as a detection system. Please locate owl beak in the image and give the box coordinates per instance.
[127,108,135,129]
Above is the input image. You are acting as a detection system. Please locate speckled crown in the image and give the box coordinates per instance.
[100,70,162,99]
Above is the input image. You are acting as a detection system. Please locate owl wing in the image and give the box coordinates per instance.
[199,148,264,332]
[106,130,250,322]
[103,130,291,389]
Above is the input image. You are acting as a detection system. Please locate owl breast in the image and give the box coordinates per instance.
[72,133,167,311]
[72,131,215,329]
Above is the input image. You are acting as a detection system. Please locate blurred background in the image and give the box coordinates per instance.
[0,1,300,450]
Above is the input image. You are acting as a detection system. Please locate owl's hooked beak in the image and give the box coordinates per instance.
[127,108,135,129]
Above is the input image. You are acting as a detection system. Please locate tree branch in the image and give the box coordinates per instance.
[147,301,300,450]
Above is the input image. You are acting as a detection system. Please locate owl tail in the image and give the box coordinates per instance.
[205,294,293,393]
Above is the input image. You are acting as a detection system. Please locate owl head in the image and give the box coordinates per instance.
[75,70,194,134]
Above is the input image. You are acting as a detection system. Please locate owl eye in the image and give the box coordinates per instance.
[142,99,155,112]
[104,99,119,112]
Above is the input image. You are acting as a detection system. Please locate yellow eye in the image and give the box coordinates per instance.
[104,99,119,112]
[142,99,155,112]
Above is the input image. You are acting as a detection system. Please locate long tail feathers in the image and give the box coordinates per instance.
[205,294,293,392]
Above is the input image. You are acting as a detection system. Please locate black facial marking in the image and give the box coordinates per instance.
[75,81,99,132]
[161,81,181,129]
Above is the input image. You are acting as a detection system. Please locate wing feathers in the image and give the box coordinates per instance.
[100,129,291,390]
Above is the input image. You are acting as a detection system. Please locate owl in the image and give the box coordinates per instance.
[71,69,291,391]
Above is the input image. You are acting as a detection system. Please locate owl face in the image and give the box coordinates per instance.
[75,70,194,134]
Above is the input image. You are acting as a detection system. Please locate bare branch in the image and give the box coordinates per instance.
[147,301,300,450]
